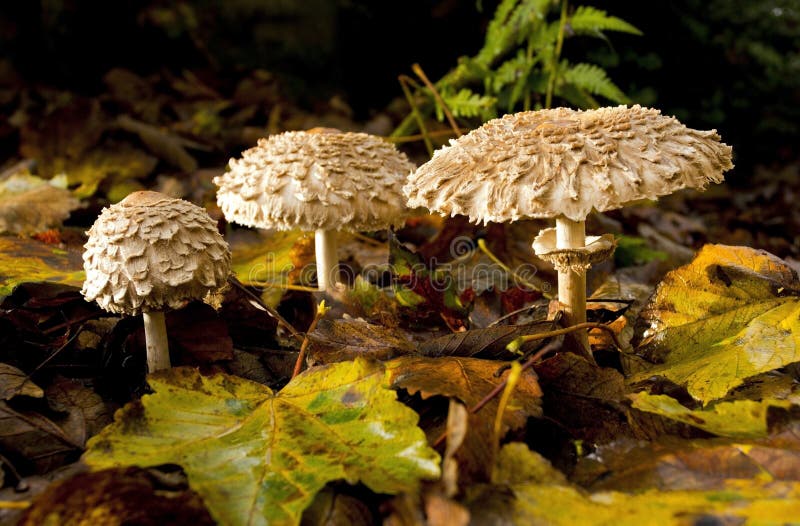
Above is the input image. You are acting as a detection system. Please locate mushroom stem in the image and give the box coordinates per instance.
[555,216,591,359]
[142,311,171,372]
[314,229,340,291]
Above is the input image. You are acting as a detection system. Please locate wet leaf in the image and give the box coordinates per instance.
[633,244,800,403]
[18,467,215,526]
[83,359,440,526]
[0,363,43,400]
[629,392,792,439]
[386,356,542,482]
[0,237,84,298]
[0,174,80,234]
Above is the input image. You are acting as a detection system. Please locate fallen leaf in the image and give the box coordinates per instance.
[417,321,556,359]
[386,356,542,483]
[629,392,792,439]
[45,377,113,448]
[62,144,157,199]
[0,401,83,473]
[534,353,636,443]
[0,237,84,299]
[479,441,800,525]
[0,363,43,400]
[633,244,800,403]
[572,430,800,492]
[83,359,440,526]
[229,229,306,307]
[115,115,198,172]
[308,318,415,364]
[18,467,215,526]
[0,174,80,234]
[167,301,234,365]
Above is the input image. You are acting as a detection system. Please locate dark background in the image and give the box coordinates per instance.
[2,0,799,181]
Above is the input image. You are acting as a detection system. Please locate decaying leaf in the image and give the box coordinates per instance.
[629,392,792,439]
[0,363,43,400]
[83,360,440,526]
[633,244,800,403]
[0,174,80,234]
[477,441,800,525]
[386,356,542,483]
[115,115,198,173]
[18,467,215,526]
[308,318,415,364]
[0,237,84,298]
[61,144,158,199]
[572,428,800,492]
[228,229,306,306]
[45,377,113,448]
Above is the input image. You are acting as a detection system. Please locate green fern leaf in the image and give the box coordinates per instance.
[561,62,630,104]
[569,5,642,36]
[476,0,550,67]
[439,88,498,120]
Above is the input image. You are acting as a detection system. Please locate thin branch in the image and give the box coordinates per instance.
[412,63,461,137]
[398,74,434,156]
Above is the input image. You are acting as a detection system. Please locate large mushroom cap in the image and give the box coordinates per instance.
[405,105,734,223]
[214,129,416,232]
[81,191,231,315]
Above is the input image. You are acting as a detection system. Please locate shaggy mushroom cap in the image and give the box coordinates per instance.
[405,105,734,224]
[81,191,231,315]
[214,129,416,232]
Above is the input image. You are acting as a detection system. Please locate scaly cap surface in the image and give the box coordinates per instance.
[82,191,231,315]
[214,129,415,232]
[405,105,734,223]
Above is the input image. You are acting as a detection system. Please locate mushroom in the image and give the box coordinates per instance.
[213,128,415,290]
[405,105,733,357]
[81,191,231,372]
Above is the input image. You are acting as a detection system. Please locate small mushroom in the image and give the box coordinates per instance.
[214,128,414,290]
[81,191,231,372]
[405,105,733,356]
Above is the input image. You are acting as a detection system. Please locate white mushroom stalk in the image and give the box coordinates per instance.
[556,216,588,350]
[81,191,231,373]
[314,228,340,290]
[214,128,415,291]
[406,105,734,361]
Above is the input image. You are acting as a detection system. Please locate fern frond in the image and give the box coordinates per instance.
[561,62,630,104]
[438,88,498,121]
[491,51,533,93]
[476,0,550,67]
[569,6,642,36]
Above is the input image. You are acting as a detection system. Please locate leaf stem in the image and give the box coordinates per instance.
[291,301,329,378]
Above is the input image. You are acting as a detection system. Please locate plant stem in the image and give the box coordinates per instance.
[291,305,326,378]
[412,63,462,137]
[143,311,170,372]
[545,0,569,109]
[315,229,339,291]
[555,216,592,360]
[398,75,434,156]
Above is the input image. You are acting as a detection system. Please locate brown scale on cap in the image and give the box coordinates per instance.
[81,191,231,315]
[405,105,734,224]
[214,130,415,232]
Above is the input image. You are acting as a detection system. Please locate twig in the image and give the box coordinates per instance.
[510,322,623,353]
[477,239,552,297]
[227,277,304,343]
[291,301,329,378]
[412,63,461,137]
[398,75,434,156]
